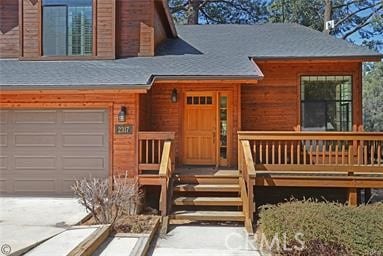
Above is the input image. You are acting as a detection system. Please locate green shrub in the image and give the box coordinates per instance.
[257,200,383,255]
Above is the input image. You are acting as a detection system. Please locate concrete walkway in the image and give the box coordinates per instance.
[150,225,261,256]
[0,197,87,254]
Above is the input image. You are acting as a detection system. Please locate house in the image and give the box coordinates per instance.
[1,0,382,232]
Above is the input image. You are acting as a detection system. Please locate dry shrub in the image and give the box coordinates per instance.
[282,239,349,256]
[72,173,143,226]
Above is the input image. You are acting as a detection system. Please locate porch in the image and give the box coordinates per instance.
[137,131,383,233]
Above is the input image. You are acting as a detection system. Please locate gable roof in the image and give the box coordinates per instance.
[174,24,382,60]
[1,23,381,89]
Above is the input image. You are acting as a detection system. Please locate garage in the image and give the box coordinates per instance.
[0,109,109,196]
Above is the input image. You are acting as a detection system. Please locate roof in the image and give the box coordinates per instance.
[1,23,381,89]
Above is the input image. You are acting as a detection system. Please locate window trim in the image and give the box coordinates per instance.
[299,75,354,132]
[40,0,97,57]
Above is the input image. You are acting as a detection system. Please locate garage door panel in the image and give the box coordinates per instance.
[14,110,58,124]
[0,133,8,147]
[62,156,106,170]
[0,110,8,124]
[0,179,7,192]
[1,109,109,196]
[13,179,57,193]
[62,133,106,147]
[14,156,57,170]
[0,156,8,170]
[62,110,106,124]
[14,133,57,147]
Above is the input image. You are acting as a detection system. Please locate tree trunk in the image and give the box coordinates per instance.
[187,0,200,24]
[323,0,333,34]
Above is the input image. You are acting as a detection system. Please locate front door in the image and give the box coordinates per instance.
[183,92,217,165]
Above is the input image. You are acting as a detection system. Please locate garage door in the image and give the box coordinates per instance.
[0,109,109,196]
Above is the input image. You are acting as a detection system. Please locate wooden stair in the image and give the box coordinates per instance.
[170,170,246,223]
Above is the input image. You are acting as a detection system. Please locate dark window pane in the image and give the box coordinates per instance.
[301,76,352,131]
[43,6,67,56]
[207,97,212,104]
[193,97,199,104]
[200,97,206,104]
[302,102,326,130]
[187,97,192,104]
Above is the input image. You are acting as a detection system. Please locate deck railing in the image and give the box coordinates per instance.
[138,131,175,216]
[238,132,383,173]
[138,132,175,173]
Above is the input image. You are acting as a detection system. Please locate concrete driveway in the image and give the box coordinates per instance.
[0,197,87,255]
[150,225,261,256]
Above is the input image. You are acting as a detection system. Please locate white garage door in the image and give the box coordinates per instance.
[0,109,109,196]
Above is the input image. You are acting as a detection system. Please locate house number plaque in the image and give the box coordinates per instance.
[115,124,133,134]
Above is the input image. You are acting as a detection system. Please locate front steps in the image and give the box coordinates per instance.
[169,170,246,223]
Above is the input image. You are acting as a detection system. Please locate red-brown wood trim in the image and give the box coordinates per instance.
[1,89,148,95]
[108,103,114,180]
[19,0,24,58]
[155,79,259,84]
[135,93,140,176]
[111,0,116,58]
[255,57,382,63]
[93,0,97,57]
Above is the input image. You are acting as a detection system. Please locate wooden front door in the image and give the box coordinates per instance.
[183,92,217,165]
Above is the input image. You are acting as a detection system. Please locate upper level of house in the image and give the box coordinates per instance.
[0,0,176,59]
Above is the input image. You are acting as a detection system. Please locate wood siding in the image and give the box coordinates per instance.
[0,0,19,58]
[140,83,241,166]
[241,61,362,131]
[116,0,154,57]
[20,0,40,58]
[0,91,141,177]
[96,0,115,58]
[153,1,169,48]
[1,0,173,59]
[17,0,115,59]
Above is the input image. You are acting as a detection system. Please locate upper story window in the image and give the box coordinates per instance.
[301,76,352,131]
[42,0,93,56]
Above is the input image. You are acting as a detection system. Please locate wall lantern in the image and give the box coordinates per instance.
[118,106,127,122]
[171,88,178,103]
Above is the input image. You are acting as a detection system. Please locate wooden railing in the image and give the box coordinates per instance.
[138,132,175,173]
[238,140,256,233]
[138,131,175,216]
[238,132,383,173]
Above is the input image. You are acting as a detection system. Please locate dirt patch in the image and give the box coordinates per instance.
[84,214,160,234]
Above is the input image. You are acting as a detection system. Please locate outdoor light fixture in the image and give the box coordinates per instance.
[171,88,178,103]
[118,106,127,122]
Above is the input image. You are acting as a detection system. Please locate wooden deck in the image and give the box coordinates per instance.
[138,131,383,233]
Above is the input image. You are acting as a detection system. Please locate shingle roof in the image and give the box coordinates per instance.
[1,23,381,89]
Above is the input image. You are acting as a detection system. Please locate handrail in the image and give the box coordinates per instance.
[238,131,383,141]
[238,139,255,233]
[158,141,174,216]
[159,141,172,178]
[241,140,257,178]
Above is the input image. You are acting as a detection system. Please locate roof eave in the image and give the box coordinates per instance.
[252,55,383,63]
